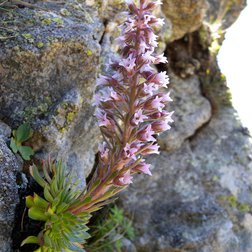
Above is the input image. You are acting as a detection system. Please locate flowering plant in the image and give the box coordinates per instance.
[22,0,173,251]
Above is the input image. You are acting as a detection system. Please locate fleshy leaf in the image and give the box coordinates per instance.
[10,138,18,153]
[18,145,34,160]
[21,236,39,246]
[25,195,34,208]
[16,123,33,143]
[30,165,47,188]
[28,207,48,221]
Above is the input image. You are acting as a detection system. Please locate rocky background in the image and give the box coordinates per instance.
[0,0,251,251]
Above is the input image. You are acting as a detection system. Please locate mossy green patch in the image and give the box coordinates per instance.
[52,17,64,26]
[66,112,76,124]
[41,19,52,26]
[218,195,251,213]
[36,42,44,48]
[86,49,93,57]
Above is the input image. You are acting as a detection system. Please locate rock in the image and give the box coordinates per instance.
[120,69,252,251]
[159,72,212,152]
[121,238,137,252]
[0,139,22,252]
[162,0,207,41]
[0,2,104,177]
[0,121,11,142]
[206,0,247,29]
[162,0,246,42]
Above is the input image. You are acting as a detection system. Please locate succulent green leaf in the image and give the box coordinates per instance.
[21,236,39,246]
[30,165,47,188]
[18,145,34,160]
[44,186,54,203]
[33,193,49,210]
[25,195,35,208]
[16,123,33,142]
[28,207,48,221]
[10,137,18,153]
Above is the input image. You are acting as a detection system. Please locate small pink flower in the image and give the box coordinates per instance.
[96,75,109,87]
[98,142,109,162]
[152,119,172,133]
[144,96,165,112]
[138,125,156,142]
[154,53,168,64]
[154,71,169,87]
[123,143,139,159]
[133,162,152,176]
[152,18,165,27]
[159,92,173,102]
[143,83,158,96]
[132,109,148,125]
[115,35,126,47]
[142,0,163,11]
[140,64,154,73]
[123,18,136,33]
[146,30,158,47]
[110,90,121,101]
[114,171,133,186]
[143,14,155,25]
[139,40,149,54]
[95,109,115,129]
[119,54,136,72]
[141,50,156,64]
[141,143,160,155]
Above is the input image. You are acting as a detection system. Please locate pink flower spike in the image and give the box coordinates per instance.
[138,125,156,142]
[132,109,148,125]
[134,162,152,176]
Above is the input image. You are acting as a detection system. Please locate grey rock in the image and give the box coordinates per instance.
[162,0,207,41]
[120,76,252,251]
[0,121,11,142]
[0,139,22,252]
[121,113,252,251]
[0,2,104,177]
[159,73,212,152]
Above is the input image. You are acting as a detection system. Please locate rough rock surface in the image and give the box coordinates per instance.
[159,73,212,152]
[0,2,104,177]
[162,0,246,42]
[120,76,252,251]
[0,137,22,252]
